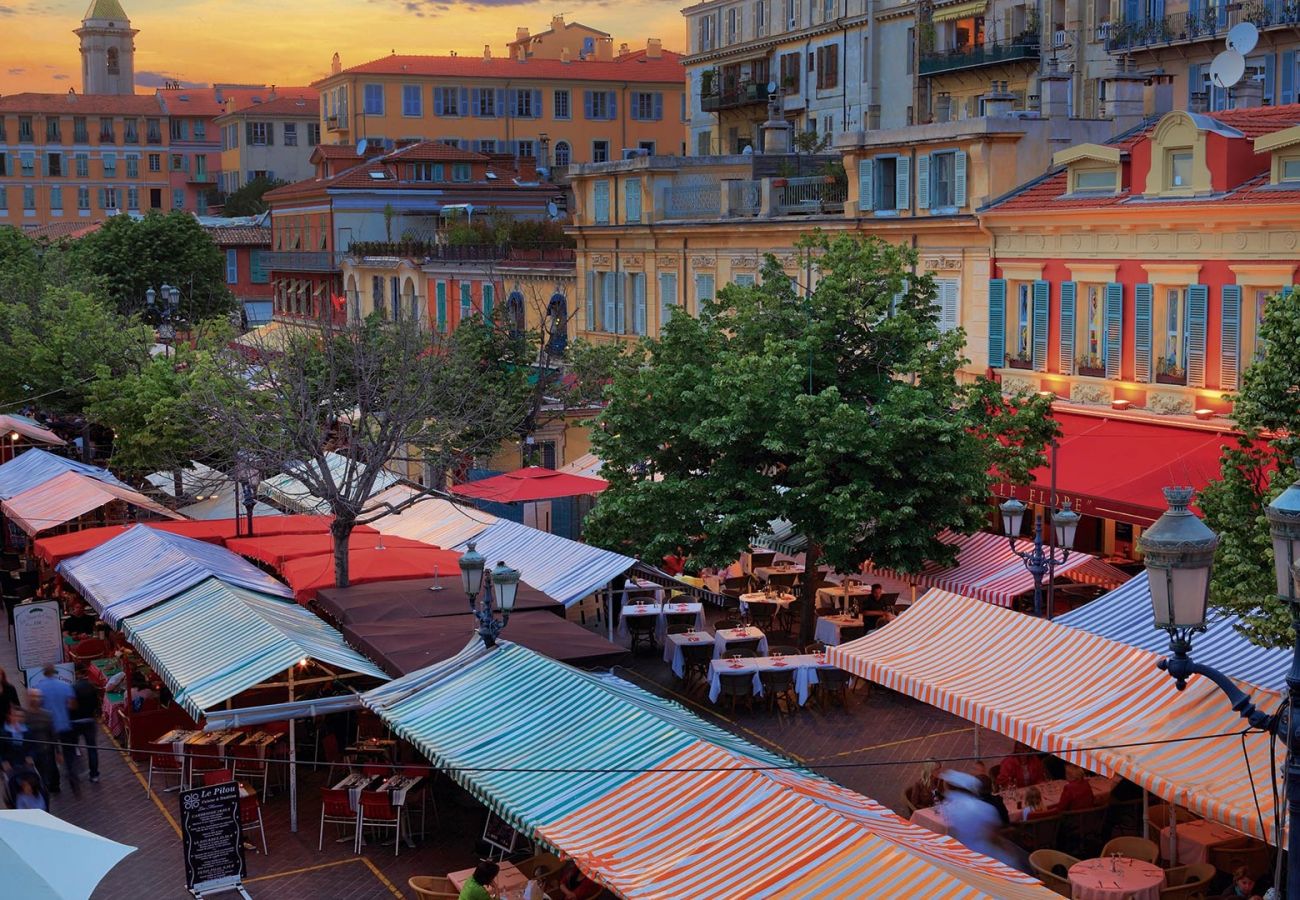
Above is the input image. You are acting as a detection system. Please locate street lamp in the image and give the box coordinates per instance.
[999,497,1079,618]
[1142,481,1297,893]
[146,284,181,356]
[459,541,520,648]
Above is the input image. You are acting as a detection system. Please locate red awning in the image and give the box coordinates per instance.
[279,545,464,603]
[226,532,433,569]
[451,466,608,503]
[992,411,1236,526]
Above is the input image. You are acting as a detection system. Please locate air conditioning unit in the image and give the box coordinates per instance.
[622,147,650,160]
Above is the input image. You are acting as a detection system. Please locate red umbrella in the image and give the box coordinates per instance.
[280,545,463,603]
[226,532,431,569]
[450,466,607,503]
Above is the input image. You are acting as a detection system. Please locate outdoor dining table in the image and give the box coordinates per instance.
[332,772,423,809]
[616,600,706,640]
[1159,817,1246,865]
[449,860,529,898]
[1068,857,1164,900]
[664,629,713,678]
[713,626,769,659]
[738,591,796,614]
[619,577,664,605]
[909,775,1119,835]
[814,614,867,646]
[707,653,836,706]
[815,583,876,611]
[753,563,804,582]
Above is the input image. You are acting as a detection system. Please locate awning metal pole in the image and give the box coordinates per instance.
[607,586,614,643]
[288,666,298,833]
[1141,790,1149,841]
[972,724,980,759]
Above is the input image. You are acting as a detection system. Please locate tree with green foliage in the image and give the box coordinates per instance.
[583,234,1058,644]
[1199,288,1300,648]
[220,176,288,217]
[72,212,234,320]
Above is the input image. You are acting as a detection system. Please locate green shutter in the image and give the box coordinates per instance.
[1220,284,1241,391]
[482,283,494,318]
[1186,283,1208,388]
[435,281,447,332]
[1104,282,1123,379]
[857,158,873,211]
[1032,280,1049,372]
[1059,281,1076,376]
[1134,283,1154,382]
[988,278,1006,369]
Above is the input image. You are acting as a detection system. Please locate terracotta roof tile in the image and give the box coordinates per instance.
[0,92,163,115]
[203,225,271,246]
[156,87,226,118]
[24,220,106,240]
[216,96,319,120]
[326,50,683,84]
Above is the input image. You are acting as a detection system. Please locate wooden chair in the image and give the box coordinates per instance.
[1028,849,1078,897]
[758,667,798,713]
[718,671,755,713]
[680,642,715,691]
[666,623,692,635]
[745,601,777,632]
[725,639,761,657]
[1162,863,1214,888]
[239,793,268,855]
[664,611,696,628]
[1206,837,1271,882]
[804,641,827,655]
[1100,835,1158,864]
[766,572,797,592]
[145,742,184,796]
[358,790,406,856]
[626,615,657,653]
[816,667,850,709]
[1008,814,1062,853]
[716,618,742,631]
[318,787,359,851]
[778,598,803,634]
[408,876,458,900]
[767,645,801,656]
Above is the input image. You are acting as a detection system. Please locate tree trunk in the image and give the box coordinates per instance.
[173,469,184,504]
[331,517,355,588]
[798,543,822,648]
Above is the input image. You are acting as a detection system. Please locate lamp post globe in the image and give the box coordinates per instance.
[1139,486,1219,633]
[1053,501,1080,551]
[999,497,1027,538]
[459,541,485,602]
[1266,461,1300,600]
[490,560,521,616]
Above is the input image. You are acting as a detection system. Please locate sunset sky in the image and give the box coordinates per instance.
[1,0,688,94]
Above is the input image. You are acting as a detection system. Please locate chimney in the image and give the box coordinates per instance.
[1147,71,1174,117]
[646,38,663,58]
[1106,62,1148,133]
[560,47,571,63]
[516,155,538,182]
[551,14,565,31]
[1039,63,1074,144]
[618,42,630,57]
[483,44,492,61]
[981,80,1015,117]
[1189,90,1209,114]
[331,52,341,74]
[1233,77,1264,108]
[595,37,614,61]
[516,26,530,42]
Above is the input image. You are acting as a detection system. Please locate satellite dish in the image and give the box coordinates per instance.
[1210,50,1246,89]
[546,201,559,220]
[355,138,368,157]
[1227,22,1259,55]
[766,80,778,94]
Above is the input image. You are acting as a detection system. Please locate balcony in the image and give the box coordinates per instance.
[1104,1,1298,52]
[701,81,769,113]
[265,251,348,273]
[919,37,1040,77]
[325,115,346,133]
[773,175,846,215]
[187,172,210,184]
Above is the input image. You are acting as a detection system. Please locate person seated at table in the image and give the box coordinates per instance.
[1217,866,1262,900]
[11,770,46,810]
[661,546,688,577]
[1051,765,1097,813]
[866,583,886,609]
[556,862,602,900]
[458,860,499,900]
[905,759,942,810]
[996,742,1048,789]
[937,770,1025,872]
[129,672,159,712]
[1015,786,1044,821]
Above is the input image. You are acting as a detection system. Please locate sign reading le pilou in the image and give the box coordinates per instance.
[180,781,246,891]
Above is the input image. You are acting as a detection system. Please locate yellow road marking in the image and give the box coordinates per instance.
[803,726,974,763]
[111,724,183,838]
[245,858,404,898]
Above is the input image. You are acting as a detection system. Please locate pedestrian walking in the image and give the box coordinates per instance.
[20,688,57,796]
[70,662,101,783]
[31,667,79,797]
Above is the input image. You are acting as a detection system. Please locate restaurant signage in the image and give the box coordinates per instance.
[180,781,246,893]
[14,600,63,675]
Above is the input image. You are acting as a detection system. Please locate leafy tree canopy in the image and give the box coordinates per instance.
[220,176,287,218]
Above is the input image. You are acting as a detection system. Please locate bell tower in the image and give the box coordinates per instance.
[76,0,137,95]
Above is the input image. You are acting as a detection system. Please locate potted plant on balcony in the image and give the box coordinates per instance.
[1076,353,1105,378]
[1007,350,1034,370]
[701,69,716,97]
[1155,356,1187,384]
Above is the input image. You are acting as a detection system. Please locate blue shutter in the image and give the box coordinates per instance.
[1282,51,1295,105]
[602,272,616,333]
[633,273,647,335]
[954,150,968,208]
[1220,284,1241,391]
[896,155,910,211]
[532,90,542,117]
[607,91,617,120]
[585,271,596,329]
[495,89,506,118]
[434,89,444,116]
[917,153,930,210]
[1188,64,1203,106]
[629,94,640,122]
[1151,0,1165,19]
[857,158,873,211]
[1125,0,1139,22]
[616,273,627,334]
[471,88,481,116]
[583,91,594,119]
[1059,281,1077,375]
[435,281,447,332]
[1104,282,1123,379]
[459,87,469,115]
[1186,283,1209,387]
[988,278,1006,369]
[1264,53,1277,106]
[653,92,664,120]
[482,283,494,318]
[1031,280,1049,372]
[1134,283,1154,382]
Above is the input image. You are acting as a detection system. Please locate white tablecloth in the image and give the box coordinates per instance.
[620,578,664,605]
[333,773,422,809]
[814,615,864,646]
[664,630,713,678]
[1159,817,1246,865]
[707,654,835,705]
[617,601,706,640]
[738,592,795,614]
[713,627,768,659]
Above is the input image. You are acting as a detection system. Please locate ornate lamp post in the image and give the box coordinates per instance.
[1142,479,1300,896]
[999,497,1080,618]
[459,541,521,648]
[146,284,181,357]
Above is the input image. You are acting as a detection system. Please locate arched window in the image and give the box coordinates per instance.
[553,141,571,167]
[506,289,525,338]
[546,292,568,355]
[106,48,120,75]
[345,275,359,323]
[403,278,418,322]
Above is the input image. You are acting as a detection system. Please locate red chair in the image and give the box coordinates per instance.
[68,637,108,663]
[187,744,225,789]
[145,742,184,797]
[202,768,234,786]
[318,788,358,851]
[399,765,436,835]
[357,790,405,856]
[239,793,267,855]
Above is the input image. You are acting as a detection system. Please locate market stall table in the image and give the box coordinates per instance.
[1068,857,1164,900]
[814,614,869,646]
[707,653,836,706]
[909,775,1118,835]
[664,629,713,678]
[448,861,528,897]
[619,577,664,605]
[738,591,796,615]
[713,626,768,659]
[1160,817,1247,865]
[816,583,876,611]
[616,600,705,640]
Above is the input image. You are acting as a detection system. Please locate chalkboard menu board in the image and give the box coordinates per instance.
[14,600,63,676]
[482,809,524,856]
[180,782,246,891]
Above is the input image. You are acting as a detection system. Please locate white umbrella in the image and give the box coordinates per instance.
[0,810,136,900]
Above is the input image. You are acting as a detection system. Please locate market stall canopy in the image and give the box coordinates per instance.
[1057,571,1291,693]
[121,576,389,720]
[558,452,603,479]
[0,809,135,900]
[1,470,183,536]
[362,486,497,548]
[258,452,400,515]
[279,544,463,603]
[0,414,65,446]
[144,461,225,498]
[863,530,1129,607]
[177,484,283,521]
[454,519,635,608]
[57,525,294,627]
[0,448,126,499]
[829,589,1280,844]
[226,532,433,570]
[451,466,608,503]
[313,575,562,627]
[361,642,1055,900]
[344,611,627,675]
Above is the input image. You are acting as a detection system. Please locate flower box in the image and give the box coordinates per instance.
[1077,365,1105,378]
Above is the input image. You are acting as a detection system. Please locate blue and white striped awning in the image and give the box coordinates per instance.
[364,486,496,547]
[57,525,294,627]
[0,448,127,499]
[1056,571,1290,693]
[259,452,400,515]
[121,577,388,720]
[455,519,635,608]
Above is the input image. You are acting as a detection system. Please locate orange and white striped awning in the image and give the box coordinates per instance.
[829,590,1281,844]
[864,531,1130,607]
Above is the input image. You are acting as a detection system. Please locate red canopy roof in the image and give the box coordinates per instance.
[226,532,432,569]
[451,466,607,503]
[992,411,1235,526]
[279,545,463,603]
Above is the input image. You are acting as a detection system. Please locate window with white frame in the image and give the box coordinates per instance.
[1078,284,1106,373]
[1158,287,1188,382]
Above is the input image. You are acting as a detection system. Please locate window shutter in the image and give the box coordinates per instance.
[895,155,910,212]
[434,90,444,116]
[1104,282,1123,379]
[585,271,596,329]
[659,272,677,326]
[471,88,481,116]
[603,272,617,333]
[1220,284,1241,391]
[1264,53,1277,105]
[1032,279,1049,372]
[653,92,664,120]
[1186,283,1208,387]
[1134,283,1154,382]
[1059,281,1076,375]
[917,153,930,210]
[607,91,617,120]
[226,249,239,284]
[495,89,506,117]
[954,149,968,207]
[938,279,959,332]
[988,278,1006,369]
[583,91,594,119]
[245,122,254,144]
[1188,64,1204,105]
[266,125,274,146]
[857,158,874,211]
[616,273,628,334]
[1284,52,1296,105]
[532,90,542,117]
[436,281,447,332]
[695,273,714,312]
[460,281,472,319]
[459,87,469,114]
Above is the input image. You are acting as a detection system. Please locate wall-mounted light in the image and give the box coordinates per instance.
[1111,399,1132,411]
[1194,408,1216,421]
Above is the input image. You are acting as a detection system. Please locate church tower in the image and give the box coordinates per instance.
[75,0,137,95]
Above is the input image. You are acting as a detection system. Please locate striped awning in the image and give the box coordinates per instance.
[0,414,64,445]
[57,525,294,627]
[121,576,389,720]
[144,461,226,499]
[258,452,400,515]
[2,470,183,536]
[559,452,603,479]
[362,642,1056,899]
[864,530,1130,607]
[0,448,127,500]
[363,486,497,548]
[1057,571,1291,694]
[932,0,987,21]
[829,590,1281,844]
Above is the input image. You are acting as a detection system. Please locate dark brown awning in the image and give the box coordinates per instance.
[312,575,563,627]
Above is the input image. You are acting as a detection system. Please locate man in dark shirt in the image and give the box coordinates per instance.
[70,663,101,783]
[21,687,57,795]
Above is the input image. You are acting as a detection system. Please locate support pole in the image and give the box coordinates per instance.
[1047,441,1058,621]
[1141,790,1149,841]
[288,667,298,833]
[1167,799,1176,867]
[972,724,981,760]
[606,585,614,644]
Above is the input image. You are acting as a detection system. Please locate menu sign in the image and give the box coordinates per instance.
[14,600,63,674]
[180,782,245,891]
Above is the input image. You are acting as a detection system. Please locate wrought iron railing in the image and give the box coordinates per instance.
[726,179,761,216]
[774,175,846,214]
[701,81,768,112]
[1105,1,1300,51]
[919,38,1040,76]
[264,251,349,273]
